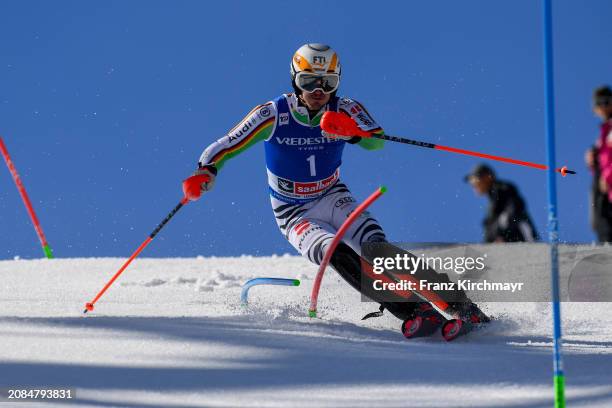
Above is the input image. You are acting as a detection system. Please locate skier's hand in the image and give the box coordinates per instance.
[182,165,217,201]
[321,130,353,141]
[320,111,372,138]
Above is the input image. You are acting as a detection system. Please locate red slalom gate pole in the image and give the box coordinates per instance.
[0,137,53,258]
[309,186,387,317]
[83,197,189,313]
[320,111,576,177]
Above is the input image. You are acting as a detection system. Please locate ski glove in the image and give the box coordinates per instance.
[320,111,372,138]
[182,164,217,201]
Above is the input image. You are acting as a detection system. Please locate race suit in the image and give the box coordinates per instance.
[198,93,385,264]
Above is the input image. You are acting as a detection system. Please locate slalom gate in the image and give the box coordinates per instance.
[240,278,300,306]
[308,186,386,317]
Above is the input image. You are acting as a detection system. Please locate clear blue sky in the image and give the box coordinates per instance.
[1,1,611,259]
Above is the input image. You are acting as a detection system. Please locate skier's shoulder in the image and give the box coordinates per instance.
[230,99,277,134]
[336,95,382,132]
[245,98,278,123]
[337,95,368,112]
[214,98,278,148]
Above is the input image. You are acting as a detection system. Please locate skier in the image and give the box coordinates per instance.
[183,43,488,337]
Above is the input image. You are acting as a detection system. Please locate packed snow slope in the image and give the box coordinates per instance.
[1,251,611,408]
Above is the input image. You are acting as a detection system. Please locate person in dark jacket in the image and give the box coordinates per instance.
[465,164,539,243]
[585,85,612,243]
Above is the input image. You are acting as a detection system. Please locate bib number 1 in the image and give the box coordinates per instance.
[307,154,316,177]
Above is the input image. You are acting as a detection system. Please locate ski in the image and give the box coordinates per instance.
[400,302,491,341]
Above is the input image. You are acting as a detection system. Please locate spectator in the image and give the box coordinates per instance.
[465,164,539,243]
[585,85,612,243]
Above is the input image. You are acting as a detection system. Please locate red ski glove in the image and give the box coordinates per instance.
[182,165,217,201]
[320,111,372,138]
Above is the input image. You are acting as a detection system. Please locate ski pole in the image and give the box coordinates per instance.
[321,112,576,176]
[83,197,189,313]
[309,186,386,317]
[83,173,209,313]
[0,137,53,258]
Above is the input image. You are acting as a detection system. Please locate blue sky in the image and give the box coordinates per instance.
[1,1,611,259]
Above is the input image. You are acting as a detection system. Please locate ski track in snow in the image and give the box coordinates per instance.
[0,251,611,408]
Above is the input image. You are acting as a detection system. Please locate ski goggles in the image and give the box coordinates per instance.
[295,72,340,94]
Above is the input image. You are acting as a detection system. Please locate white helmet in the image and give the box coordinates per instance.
[290,43,341,94]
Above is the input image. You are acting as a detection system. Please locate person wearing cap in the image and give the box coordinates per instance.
[585,85,612,242]
[465,164,539,243]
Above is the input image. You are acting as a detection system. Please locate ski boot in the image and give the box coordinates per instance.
[401,303,445,339]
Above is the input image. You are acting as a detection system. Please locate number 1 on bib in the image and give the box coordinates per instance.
[307,154,316,176]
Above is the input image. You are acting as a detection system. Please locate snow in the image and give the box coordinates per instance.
[1,254,611,407]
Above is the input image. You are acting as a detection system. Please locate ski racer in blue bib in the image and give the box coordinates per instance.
[197,47,385,205]
[184,44,489,334]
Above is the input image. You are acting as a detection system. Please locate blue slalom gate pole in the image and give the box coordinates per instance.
[240,278,300,306]
[542,0,565,406]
